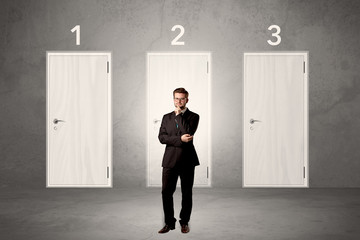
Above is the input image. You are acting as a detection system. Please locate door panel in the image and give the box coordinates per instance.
[147,53,211,187]
[243,52,308,187]
[47,52,112,187]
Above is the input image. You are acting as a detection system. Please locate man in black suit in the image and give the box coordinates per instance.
[158,87,200,234]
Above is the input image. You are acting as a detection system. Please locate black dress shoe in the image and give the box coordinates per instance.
[158,225,175,234]
[181,224,190,233]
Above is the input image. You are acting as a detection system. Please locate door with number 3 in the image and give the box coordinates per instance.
[243,52,308,188]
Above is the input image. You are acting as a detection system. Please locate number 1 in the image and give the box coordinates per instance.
[71,25,80,45]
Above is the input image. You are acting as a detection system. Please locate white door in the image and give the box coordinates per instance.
[243,52,308,187]
[47,52,112,188]
[147,52,211,187]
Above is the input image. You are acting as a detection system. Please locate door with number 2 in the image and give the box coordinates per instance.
[147,52,211,187]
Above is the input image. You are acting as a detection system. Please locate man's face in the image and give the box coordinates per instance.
[173,93,188,109]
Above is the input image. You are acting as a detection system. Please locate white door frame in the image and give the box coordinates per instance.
[146,52,212,187]
[46,51,112,188]
[243,52,309,188]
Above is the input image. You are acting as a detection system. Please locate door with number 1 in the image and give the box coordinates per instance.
[147,52,211,187]
[47,52,112,187]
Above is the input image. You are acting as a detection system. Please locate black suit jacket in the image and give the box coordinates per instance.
[158,108,200,168]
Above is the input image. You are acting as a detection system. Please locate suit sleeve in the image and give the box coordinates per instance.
[158,115,183,147]
[175,113,199,136]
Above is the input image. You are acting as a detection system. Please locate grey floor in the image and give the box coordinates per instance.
[1,188,360,240]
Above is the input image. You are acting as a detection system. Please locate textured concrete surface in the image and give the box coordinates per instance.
[1,188,360,240]
[0,0,360,188]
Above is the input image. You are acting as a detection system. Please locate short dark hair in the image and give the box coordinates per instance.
[173,87,189,98]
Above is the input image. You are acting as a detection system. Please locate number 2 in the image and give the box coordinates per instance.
[171,25,185,45]
[71,25,80,45]
[267,25,281,46]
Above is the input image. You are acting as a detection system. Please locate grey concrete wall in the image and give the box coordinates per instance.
[0,0,359,188]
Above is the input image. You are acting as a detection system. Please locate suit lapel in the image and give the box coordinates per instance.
[171,112,178,133]
[182,108,190,120]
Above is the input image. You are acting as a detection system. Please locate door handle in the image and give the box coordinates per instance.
[153,119,161,124]
[250,118,261,124]
[53,118,65,124]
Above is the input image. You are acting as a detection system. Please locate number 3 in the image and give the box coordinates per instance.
[267,25,281,46]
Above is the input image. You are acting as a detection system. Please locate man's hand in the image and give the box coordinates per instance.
[175,105,182,116]
[181,134,193,142]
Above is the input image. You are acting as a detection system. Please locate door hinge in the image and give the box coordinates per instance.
[107,61,109,73]
[107,167,109,178]
[207,62,209,73]
[303,61,305,73]
[207,167,209,178]
[303,167,305,179]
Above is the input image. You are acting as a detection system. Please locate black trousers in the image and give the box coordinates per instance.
[162,163,195,227]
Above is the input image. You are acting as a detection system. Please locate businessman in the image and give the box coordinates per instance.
[158,87,200,234]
